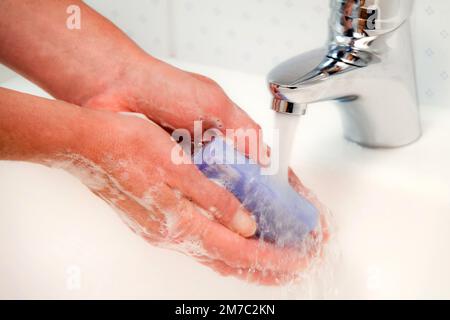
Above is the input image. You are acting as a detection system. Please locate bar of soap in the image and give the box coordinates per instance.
[193,137,318,246]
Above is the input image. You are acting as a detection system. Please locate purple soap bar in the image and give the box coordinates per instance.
[193,137,318,246]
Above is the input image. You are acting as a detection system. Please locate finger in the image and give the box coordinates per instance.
[108,179,310,281]
[148,65,269,166]
[168,157,257,238]
[288,167,330,244]
[288,167,310,197]
[165,159,324,279]
[169,198,310,280]
[173,189,322,278]
[193,214,312,275]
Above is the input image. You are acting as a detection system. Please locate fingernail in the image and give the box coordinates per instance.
[259,143,271,167]
[265,144,271,158]
[231,208,257,237]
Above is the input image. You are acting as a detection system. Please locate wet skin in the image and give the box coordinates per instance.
[0,0,328,285]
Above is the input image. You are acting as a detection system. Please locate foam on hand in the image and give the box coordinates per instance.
[193,137,319,247]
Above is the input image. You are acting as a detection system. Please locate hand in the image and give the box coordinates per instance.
[54,109,324,285]
[0,0,329,285]
[70,57,330,285]
[1,88,311,285]
[81,57,268,163]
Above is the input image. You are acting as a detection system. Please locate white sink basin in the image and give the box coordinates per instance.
[1,60,449,299]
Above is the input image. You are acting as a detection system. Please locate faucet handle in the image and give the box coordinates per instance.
[329,0,414,39]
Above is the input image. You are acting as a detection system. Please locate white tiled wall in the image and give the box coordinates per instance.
[170,0,329,74]
[1,0,449,107]
[412,0,450,106]
[85,0,172,58]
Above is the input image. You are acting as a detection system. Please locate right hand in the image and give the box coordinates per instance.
[52,108,323,285]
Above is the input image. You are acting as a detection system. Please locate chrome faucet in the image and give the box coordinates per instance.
[268,0,421,148]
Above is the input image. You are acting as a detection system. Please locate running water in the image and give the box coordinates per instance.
[269,111,339,298]
[272,112,300,183]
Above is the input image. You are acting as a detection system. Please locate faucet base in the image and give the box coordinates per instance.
[338,96,422,148]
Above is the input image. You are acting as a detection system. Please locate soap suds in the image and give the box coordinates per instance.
[43,149,334,290]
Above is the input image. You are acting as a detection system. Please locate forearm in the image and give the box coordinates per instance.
[0,0,156,106]
[0,87,91,163]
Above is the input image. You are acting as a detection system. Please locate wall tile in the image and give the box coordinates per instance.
[171,0,329,74]
[412,0,450,106]
[1,0,449,107]
[85,0,171,58]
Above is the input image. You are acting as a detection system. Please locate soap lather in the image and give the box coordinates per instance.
[193,137,318,247]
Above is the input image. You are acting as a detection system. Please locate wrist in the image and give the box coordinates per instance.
[0,88,99,164]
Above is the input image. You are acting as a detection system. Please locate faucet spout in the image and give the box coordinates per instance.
[268,48,362,112]
[267,0,421,148]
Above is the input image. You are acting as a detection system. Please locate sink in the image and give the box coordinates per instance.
[1,60,449,299]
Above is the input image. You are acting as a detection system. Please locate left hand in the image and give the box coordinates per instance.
[81,57,269,164]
